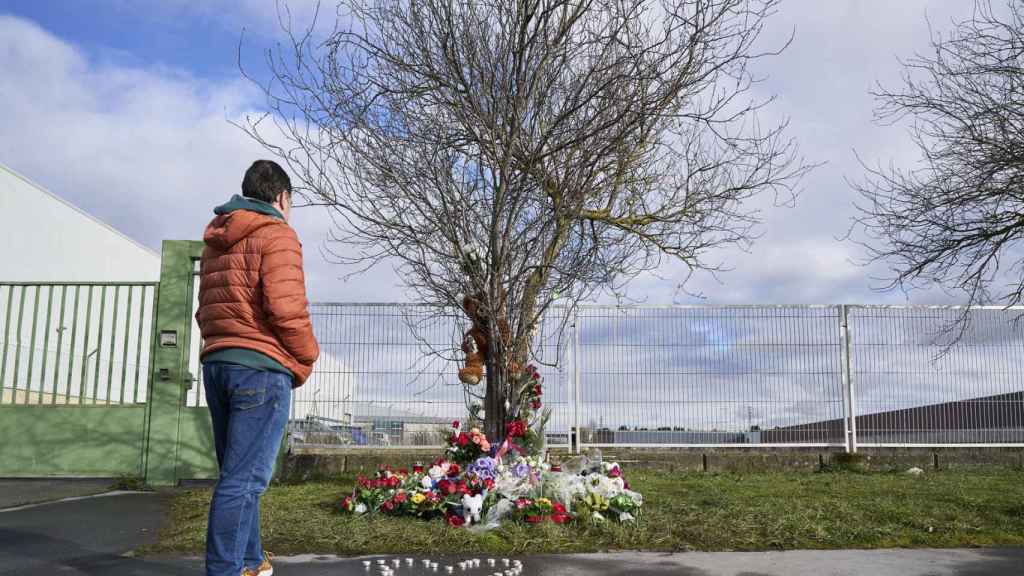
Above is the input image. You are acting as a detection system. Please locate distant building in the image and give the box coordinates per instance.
[761,391,1024,444]
[288,404,450,447]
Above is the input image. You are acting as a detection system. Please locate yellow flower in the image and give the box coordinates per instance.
[411,492,426,504]
[537,498,552,506]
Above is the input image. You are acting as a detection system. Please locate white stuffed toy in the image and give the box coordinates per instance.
[462,493,484,525]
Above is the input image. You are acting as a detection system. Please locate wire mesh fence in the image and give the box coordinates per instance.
[848,306,1024,446]
[288,303,1024,451]
[288,303,573,449]
[574,305,846,447]
[7,282,1023,453]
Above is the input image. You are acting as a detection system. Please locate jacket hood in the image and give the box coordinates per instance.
[204,195,284,250]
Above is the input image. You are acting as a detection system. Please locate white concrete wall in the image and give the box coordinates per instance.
[0,163,160,282]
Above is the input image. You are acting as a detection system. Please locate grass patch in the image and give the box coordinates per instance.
[148,469,1024,555]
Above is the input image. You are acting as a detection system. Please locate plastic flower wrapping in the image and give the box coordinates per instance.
[336,368,643,528]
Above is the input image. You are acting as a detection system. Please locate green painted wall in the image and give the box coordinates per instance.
[176,407,218,480]
[0,405,146,477]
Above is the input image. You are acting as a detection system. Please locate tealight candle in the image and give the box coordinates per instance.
[377,559,386,565]
[488,559,496,567]
[363,560,372,568]
[502,559,510,567]
[407,558,414,566]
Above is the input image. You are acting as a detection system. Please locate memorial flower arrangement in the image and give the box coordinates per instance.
[337,367,643,528]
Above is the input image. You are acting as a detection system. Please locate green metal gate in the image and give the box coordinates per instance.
[0,241,217,486]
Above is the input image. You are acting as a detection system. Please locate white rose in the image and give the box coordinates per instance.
[355,503,368,515]
[421,476,434,489]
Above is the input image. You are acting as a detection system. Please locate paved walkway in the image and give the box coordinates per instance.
[0,488,1021,575]
[0,478,114,509]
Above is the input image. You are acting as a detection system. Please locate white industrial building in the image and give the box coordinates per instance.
[0,162,161,282]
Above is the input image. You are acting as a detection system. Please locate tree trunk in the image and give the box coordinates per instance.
[483,355,507,443]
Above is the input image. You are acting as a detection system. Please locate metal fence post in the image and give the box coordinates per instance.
[840,305,858,453]
[573,309,582,454]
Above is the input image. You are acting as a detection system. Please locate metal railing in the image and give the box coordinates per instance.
[0,282,158,406]
[287,303,1024,452]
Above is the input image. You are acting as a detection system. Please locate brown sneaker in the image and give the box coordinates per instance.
[256,551,274,576]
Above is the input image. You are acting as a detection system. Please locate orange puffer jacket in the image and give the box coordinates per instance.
[196,204,320,386]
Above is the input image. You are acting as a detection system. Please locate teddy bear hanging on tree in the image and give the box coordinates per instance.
[456,246,517,386]
[457,293,488,385]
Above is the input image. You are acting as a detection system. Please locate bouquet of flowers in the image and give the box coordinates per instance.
[445,421,491,465]
[336,369,643,528]
[508,496,572,524]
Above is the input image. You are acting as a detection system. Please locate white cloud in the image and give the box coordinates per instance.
[0,1,993,307]
[0,14,402,302]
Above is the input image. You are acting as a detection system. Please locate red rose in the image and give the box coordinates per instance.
[525,515,544,524]
[452,420,460,429]
[533,384,542,396]
[446,513,465,527]
[506,420,527,438]
[413,464,424,473]
[531,400,542,410]
[428,491,441,503]
[394,491,408,503]
[389,476,401,488]
[624,480,631,491]
[484,478,495,490]
[552,502,566,514]
[551,513,571,524]
[382,499,395,512]
[456,481,470,495]
[438,479,455,495]
[531,371,540,381]
[341,496,354,511]
[608,466,622,478]
[448,463,461,476]
[457,432,470,447]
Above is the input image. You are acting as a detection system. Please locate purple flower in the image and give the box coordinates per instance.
[467,456,498,481]
[512,462,531,478]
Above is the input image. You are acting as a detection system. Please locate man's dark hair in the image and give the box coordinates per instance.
[242,160,291,203]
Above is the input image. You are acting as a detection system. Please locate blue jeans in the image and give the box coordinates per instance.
[203,362,291,576]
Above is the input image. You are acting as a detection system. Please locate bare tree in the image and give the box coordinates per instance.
[243,0,807,440]
[853,0,1024,339]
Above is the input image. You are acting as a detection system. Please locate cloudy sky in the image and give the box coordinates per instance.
[0,0,990,306]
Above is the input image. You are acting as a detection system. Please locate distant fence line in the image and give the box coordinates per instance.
[3,285,1021,453]
[282,303,1024,453]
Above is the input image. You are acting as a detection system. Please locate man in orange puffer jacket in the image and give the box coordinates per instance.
[196,159,319,576]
